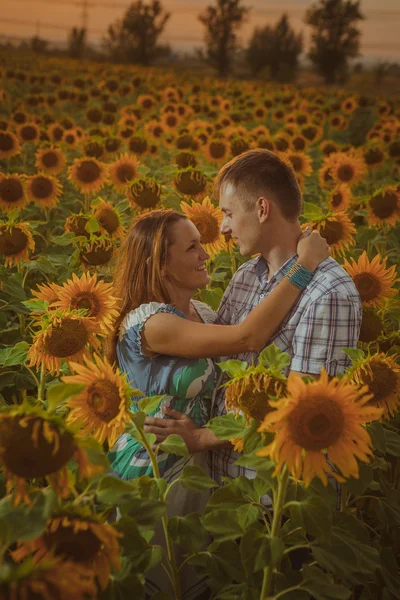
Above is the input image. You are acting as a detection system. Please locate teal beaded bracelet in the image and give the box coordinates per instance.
[283,258,313,291]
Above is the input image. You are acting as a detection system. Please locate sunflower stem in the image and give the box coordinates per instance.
[84,194,91,213]
[260,466,289,600]
[37,363,47,404]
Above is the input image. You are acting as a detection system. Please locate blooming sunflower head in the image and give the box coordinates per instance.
[0,220,35,268]
[328,184,352,212]
[35,145,66,175]
[180,196,225,257]
[68,157,108,195]
[127,178,162,211]
[0,174,28,212]
[0,130,20,159]
[345,352,400,419]
[0,404,102,505]
[326,151,367,187]
[25,173,62,208]
[280,151,313,177]
[305,211,356,257]
[17,122,41,144]
[257,370,382,486]
[363,143,386,170]
[343,251,398,307]
[174,168,208,197]
[109,153,139,192]
[52,272,119,334]
[205,139,229,163]
[367,186,400,228]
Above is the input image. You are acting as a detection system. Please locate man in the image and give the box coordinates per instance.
[145,149,362,479]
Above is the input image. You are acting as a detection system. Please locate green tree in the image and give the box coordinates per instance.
[68,27,86,60]
[198,0,249,77]
[103,0,170,65]
[246,14,303,81]
[30,36,49,54]
[305,0,364,84]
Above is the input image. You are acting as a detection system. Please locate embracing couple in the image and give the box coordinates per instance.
[106,149,362,597]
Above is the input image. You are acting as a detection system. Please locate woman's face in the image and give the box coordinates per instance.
[165,219,210,292]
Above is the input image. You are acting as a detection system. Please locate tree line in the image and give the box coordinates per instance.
[42,0,366,84]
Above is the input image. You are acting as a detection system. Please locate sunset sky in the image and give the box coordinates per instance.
[1,0,399,61]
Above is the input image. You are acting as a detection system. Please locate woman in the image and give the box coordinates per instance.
[106,208,328,598]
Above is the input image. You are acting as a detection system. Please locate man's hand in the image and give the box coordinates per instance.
[144,408,231,454]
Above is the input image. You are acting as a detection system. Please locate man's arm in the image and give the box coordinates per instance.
[289,292,362,377]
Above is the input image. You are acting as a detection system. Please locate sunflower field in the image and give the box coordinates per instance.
[0,52,400,600]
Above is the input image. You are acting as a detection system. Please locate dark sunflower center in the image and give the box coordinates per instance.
[21,125,38,141]
[359,308,383,343]
[128,137,148,154]
[71,292,100,317]
[31,176,54,199]
[87,380,121,421]
[369,191,398,219]
[238,379,284,421]
[289,396,345,451]
[209,142,226,159]
[0,132,14,151]
[289,156,303,172]
[365,149,384,165]
[362,363,398,404]
[116,163,136,184]
[175,171,207,196]
[274,137,289,152]
[0,178,24,203]
[175,152,197,169]
[42,151,59,168]
[97,208,119,233]
[331,192,344,207]
[44,318,89,358]
[302,126,317,141]
[0,416,75,478]
[76,160,101,184]
[336,164,355,182]
[292,137,306,151]
[0,227,28,256]
[67,215,89,238]
[192,215,220,244]
[353,273,381,302]
[44,522,101,561]
[323,143,337,155]
[319,220,344,245]
[81,240,113,266]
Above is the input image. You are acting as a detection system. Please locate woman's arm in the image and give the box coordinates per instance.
[144,231,329,359]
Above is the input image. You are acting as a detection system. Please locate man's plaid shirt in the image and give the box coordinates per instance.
[211,254,362,487]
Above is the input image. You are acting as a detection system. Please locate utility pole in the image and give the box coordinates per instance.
[81,0,89,33]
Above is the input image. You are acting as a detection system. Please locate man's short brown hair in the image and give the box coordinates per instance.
[213,149,302,221]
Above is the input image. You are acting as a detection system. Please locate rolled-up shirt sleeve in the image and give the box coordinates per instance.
[290,293,362,376]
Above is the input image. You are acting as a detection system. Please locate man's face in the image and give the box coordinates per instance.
[219,182,262,256]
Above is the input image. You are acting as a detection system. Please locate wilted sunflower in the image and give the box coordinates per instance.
[65,214,90,239]
[367,186,400,228]
[28,311,101,375]
[13,509,122,590]
[35,146,66,175]
[0,173,28,212]
[127,178,162,211]
[17,122,40,144]
[225,367,287,424]
[346,353,400,419]
[0,221,35,267]
[257,370,382,486]
[328,184,352,212]
[0,558,97,600]
[109,153,139,192]
[363,144,386,170]
[94,199,125,240]
[128,135,148,155]
[175,150,197,169]
[326,152,367,187]
[80,236,114,268]
[63,354,135,447]
[0,130,20,159]
[25,173,62,208]
[0,404,101,505]
[343,251,398,307]
[68,157,108,195]
[174,167,208,198]
[53,272,119,333]
[180,196,225,257]
[305,212,356,257]
[358,306,384,344]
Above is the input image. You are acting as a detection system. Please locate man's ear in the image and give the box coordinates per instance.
[257,196,270,223]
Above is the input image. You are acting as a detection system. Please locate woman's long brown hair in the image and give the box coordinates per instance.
[105,209,187,363]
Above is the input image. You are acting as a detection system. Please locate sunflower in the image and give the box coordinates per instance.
[205,139,229,163]
[104,137,122,155]
[367,186,400,228]
[85,106,103,124]
[346,353,400,419]
[25,173,62,208]
[92,200,124,240]
[128,135,148,155]
[281,151,313,177]
[62,128,80,147]
[341,97,358,114]
[68,157,108,195]
[0,130,20,159]
[343,251,398,307]
[388,140,400,161]
[326,152,367,187]
[65,214,90,239]
[17,122,41,144]
[320,140,339,156]
[257,370,382,486]
[161,112,181,130]
[180,196,226,257]
[225,368,287,424]
[13,510,122,590]
[273,133,291,153]
[0,404,101,505]
[291,134,308,152]
[32,281,60,305]
[109,153,139,192]
[53,272,119,333]
[328,184,352,212]
[137,94,155,110]
[305,212,356,257]
[230,437,244,452]
[35,146,66,175]
[80,236,114,268]
[175,151,197,169]
[28,311,101,375]
[363,144,386,170]
[127,178,162,211]
[0,558,97,600]
[329,114,347,130]
[301,124,323,143]
[359,307,384,344]
[0,174,28,212]
[174,168,208,198]
[62,354,135,447]
[0,221,35,268]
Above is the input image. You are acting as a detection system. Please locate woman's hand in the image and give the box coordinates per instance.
[296,227,330,271]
